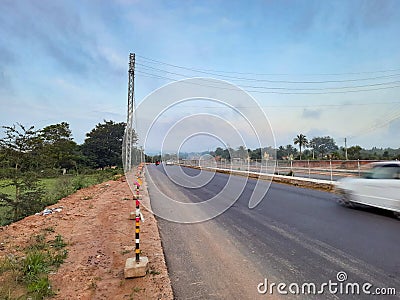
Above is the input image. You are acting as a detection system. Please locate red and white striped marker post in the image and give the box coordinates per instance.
[136,182,140,200]
[134,180,141,263]
[124,168,149,278]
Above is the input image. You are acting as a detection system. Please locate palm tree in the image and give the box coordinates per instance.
[293,134,308,160]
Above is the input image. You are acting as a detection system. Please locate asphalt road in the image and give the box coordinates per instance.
[146,164,400,300]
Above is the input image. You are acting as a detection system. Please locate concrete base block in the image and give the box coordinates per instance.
[124,256,149,278]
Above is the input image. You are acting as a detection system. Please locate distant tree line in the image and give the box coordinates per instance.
[190,135,400,161]
[290,134,400,161]
[0,120,129,176]
[0,120,130,224]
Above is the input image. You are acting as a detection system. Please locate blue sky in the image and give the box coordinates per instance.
[1,0,400,151]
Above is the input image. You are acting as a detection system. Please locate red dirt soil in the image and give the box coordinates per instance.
[0,176,173,300]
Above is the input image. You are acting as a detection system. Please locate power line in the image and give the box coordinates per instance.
[136,70,400,95]
[136,54,400,80]
[136,64,400,91]
[136,62,400,84]
[135,54,400,140]
[348,104,400,138]
[141,101,400,109]
[349,112,400,138]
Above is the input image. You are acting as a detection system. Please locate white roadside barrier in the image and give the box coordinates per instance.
[183,165,336,192]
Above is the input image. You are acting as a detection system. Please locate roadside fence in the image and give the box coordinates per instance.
[179,159,379,181]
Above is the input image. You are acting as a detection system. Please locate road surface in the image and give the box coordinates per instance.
[146,164,400,299]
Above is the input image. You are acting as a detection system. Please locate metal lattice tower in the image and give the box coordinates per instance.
[125,53,136,171]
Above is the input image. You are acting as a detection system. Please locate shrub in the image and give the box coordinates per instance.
[0,232,67,299]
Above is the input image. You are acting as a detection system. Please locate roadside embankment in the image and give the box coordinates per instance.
[0,175,173,299]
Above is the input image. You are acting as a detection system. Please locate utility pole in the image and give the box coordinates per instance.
[344,137,348,160]
[140,146,144,164]
[126,53,136,171]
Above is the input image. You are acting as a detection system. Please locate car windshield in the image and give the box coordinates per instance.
[362,164,400,179]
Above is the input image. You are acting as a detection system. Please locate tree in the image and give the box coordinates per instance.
[285,144,297,157]
[222,148,232,161]
[40,122,72,143]
[38,122,78,170]
[309,136,338,159]
[347,145,362,160]
[293,134,308,160]
[276,146,287,160]
[276,145,297,160]
[249,148,262,160]
[214,147,224,158]
[236,146,248,160]
[0,124,44,222]
[302,149,312,159]
[262,146,276,160]
[81,120,129,168]
[383,150,390,159]
[0,124,40,171]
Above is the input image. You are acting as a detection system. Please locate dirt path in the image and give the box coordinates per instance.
[0,176,173,300]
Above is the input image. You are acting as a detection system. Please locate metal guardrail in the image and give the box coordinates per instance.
[178,159,378,181]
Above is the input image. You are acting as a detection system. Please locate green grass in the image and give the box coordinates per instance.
[0,169,121,226]
[39,178,58,192]
[0,206,12,226]
[0,231,68,299]
[0,178,58,199]
[0,179,15,196]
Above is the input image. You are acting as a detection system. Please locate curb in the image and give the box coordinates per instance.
[140,170,174,299]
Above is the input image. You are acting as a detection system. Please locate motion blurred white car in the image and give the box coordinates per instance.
[336,161,400,219]
[166,160,174,166]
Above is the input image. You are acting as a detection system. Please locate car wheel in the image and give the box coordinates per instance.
[393,211,400,220]
[337,190,354,208]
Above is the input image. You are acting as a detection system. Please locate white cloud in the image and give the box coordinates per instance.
[302,108,322,119]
